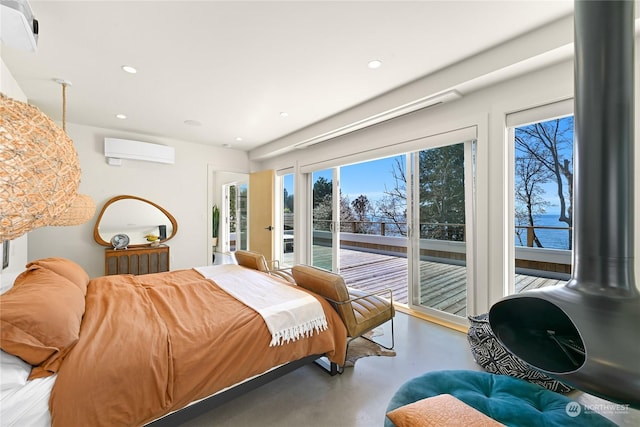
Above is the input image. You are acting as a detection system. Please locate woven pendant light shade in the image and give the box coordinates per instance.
[0,93,81,241]
[50,193,96,226]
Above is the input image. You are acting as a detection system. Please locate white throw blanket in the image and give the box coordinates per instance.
[195,264,328,346]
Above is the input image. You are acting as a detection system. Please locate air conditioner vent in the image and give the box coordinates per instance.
[104,138,175,165]
[0,0,39,52]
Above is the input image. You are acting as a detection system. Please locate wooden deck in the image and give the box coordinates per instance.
[302,247,566,317]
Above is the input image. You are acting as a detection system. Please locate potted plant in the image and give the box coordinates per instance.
[212,204,220,247]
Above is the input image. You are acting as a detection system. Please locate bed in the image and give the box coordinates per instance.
[0,258,347,426]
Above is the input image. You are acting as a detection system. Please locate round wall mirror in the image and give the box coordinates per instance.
[93,195,178,248]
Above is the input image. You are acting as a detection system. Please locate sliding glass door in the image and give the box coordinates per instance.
[409,140,475,319]
[303,126,476,323]
[311,169,339,270]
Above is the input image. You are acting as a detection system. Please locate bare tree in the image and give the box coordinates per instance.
[312,194,332,231]
[375,145,465,241]
[339,193,356,232]
[515,155,553,247]
[311,177,360,233]
[515,118,573,248]
[376,157,408,236]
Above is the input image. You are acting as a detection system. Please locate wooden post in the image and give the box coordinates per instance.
[526,226,534,247]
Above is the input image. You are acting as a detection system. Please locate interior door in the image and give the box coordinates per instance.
[249,169,275,261]
[237,183,248,251]
[221,182,248,253]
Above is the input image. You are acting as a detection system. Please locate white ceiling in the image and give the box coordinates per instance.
[1,0,575,152]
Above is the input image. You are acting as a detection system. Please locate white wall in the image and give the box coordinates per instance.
[27,123,250,278]
[1,58,29,292]
[1,59,26,102]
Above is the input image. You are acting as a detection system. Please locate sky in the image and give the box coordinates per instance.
[284,155,404,205]
[515,116,574,216]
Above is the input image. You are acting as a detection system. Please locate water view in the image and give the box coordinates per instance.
[515,214,571,250]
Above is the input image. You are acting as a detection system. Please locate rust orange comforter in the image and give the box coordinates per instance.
[49,268,347,426]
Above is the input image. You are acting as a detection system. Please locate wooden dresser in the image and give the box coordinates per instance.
[104,245,170,275]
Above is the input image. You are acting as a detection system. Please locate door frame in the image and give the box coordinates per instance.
[407,138,477,325]
[249,169,275,261]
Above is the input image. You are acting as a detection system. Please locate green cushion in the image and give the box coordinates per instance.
[385,370,617,427]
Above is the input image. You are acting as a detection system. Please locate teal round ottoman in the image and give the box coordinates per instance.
[385,370,616,427]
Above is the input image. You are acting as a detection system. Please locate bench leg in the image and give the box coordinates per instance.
[313,357,343,375]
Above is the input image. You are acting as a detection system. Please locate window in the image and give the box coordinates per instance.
[507,100,574,294]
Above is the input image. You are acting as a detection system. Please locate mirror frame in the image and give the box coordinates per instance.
[93,195,178,248]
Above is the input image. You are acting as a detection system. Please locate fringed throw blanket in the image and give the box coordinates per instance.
[195,264,328,346]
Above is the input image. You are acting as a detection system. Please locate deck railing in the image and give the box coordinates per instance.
[313,219,572,248]
[307,219,572,277]
[313,219,465,241]
[515,224,572,248]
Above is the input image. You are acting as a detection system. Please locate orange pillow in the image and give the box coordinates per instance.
[0,265,85,378]
[386,394,505,427]
[26,257,90,295]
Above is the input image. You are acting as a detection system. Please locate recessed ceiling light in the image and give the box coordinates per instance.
[184,119,202,126]
[115,114,127,119]
[280,112,289,118]
[235,137,243,142]
[368,60,382,69]
[121,65,137,74]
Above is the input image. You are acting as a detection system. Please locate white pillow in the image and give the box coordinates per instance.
[0,272,19,295]
[0,350,31,391]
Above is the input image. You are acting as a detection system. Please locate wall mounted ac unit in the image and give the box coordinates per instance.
[0,0,39,51]
[104,138,175,166]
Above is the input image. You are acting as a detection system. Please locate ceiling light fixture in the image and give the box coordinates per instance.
[368,60,382,69]
[279,112,289,118]
[0,93,82,240]
[184,119,202,126]
[121,65,137,74]
[115,114,127,119]
[50,78,96,226]
[235,137,243,142]
[54,78,72,131]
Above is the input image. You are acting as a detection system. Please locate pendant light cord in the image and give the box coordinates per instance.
[61,82,67,132]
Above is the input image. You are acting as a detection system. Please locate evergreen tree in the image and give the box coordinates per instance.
[312,176,332,208]
[418,144,465,241]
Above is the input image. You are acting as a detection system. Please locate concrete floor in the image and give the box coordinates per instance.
[177,310,639,427]
[179,312,476,427]
[195,252,639,427]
